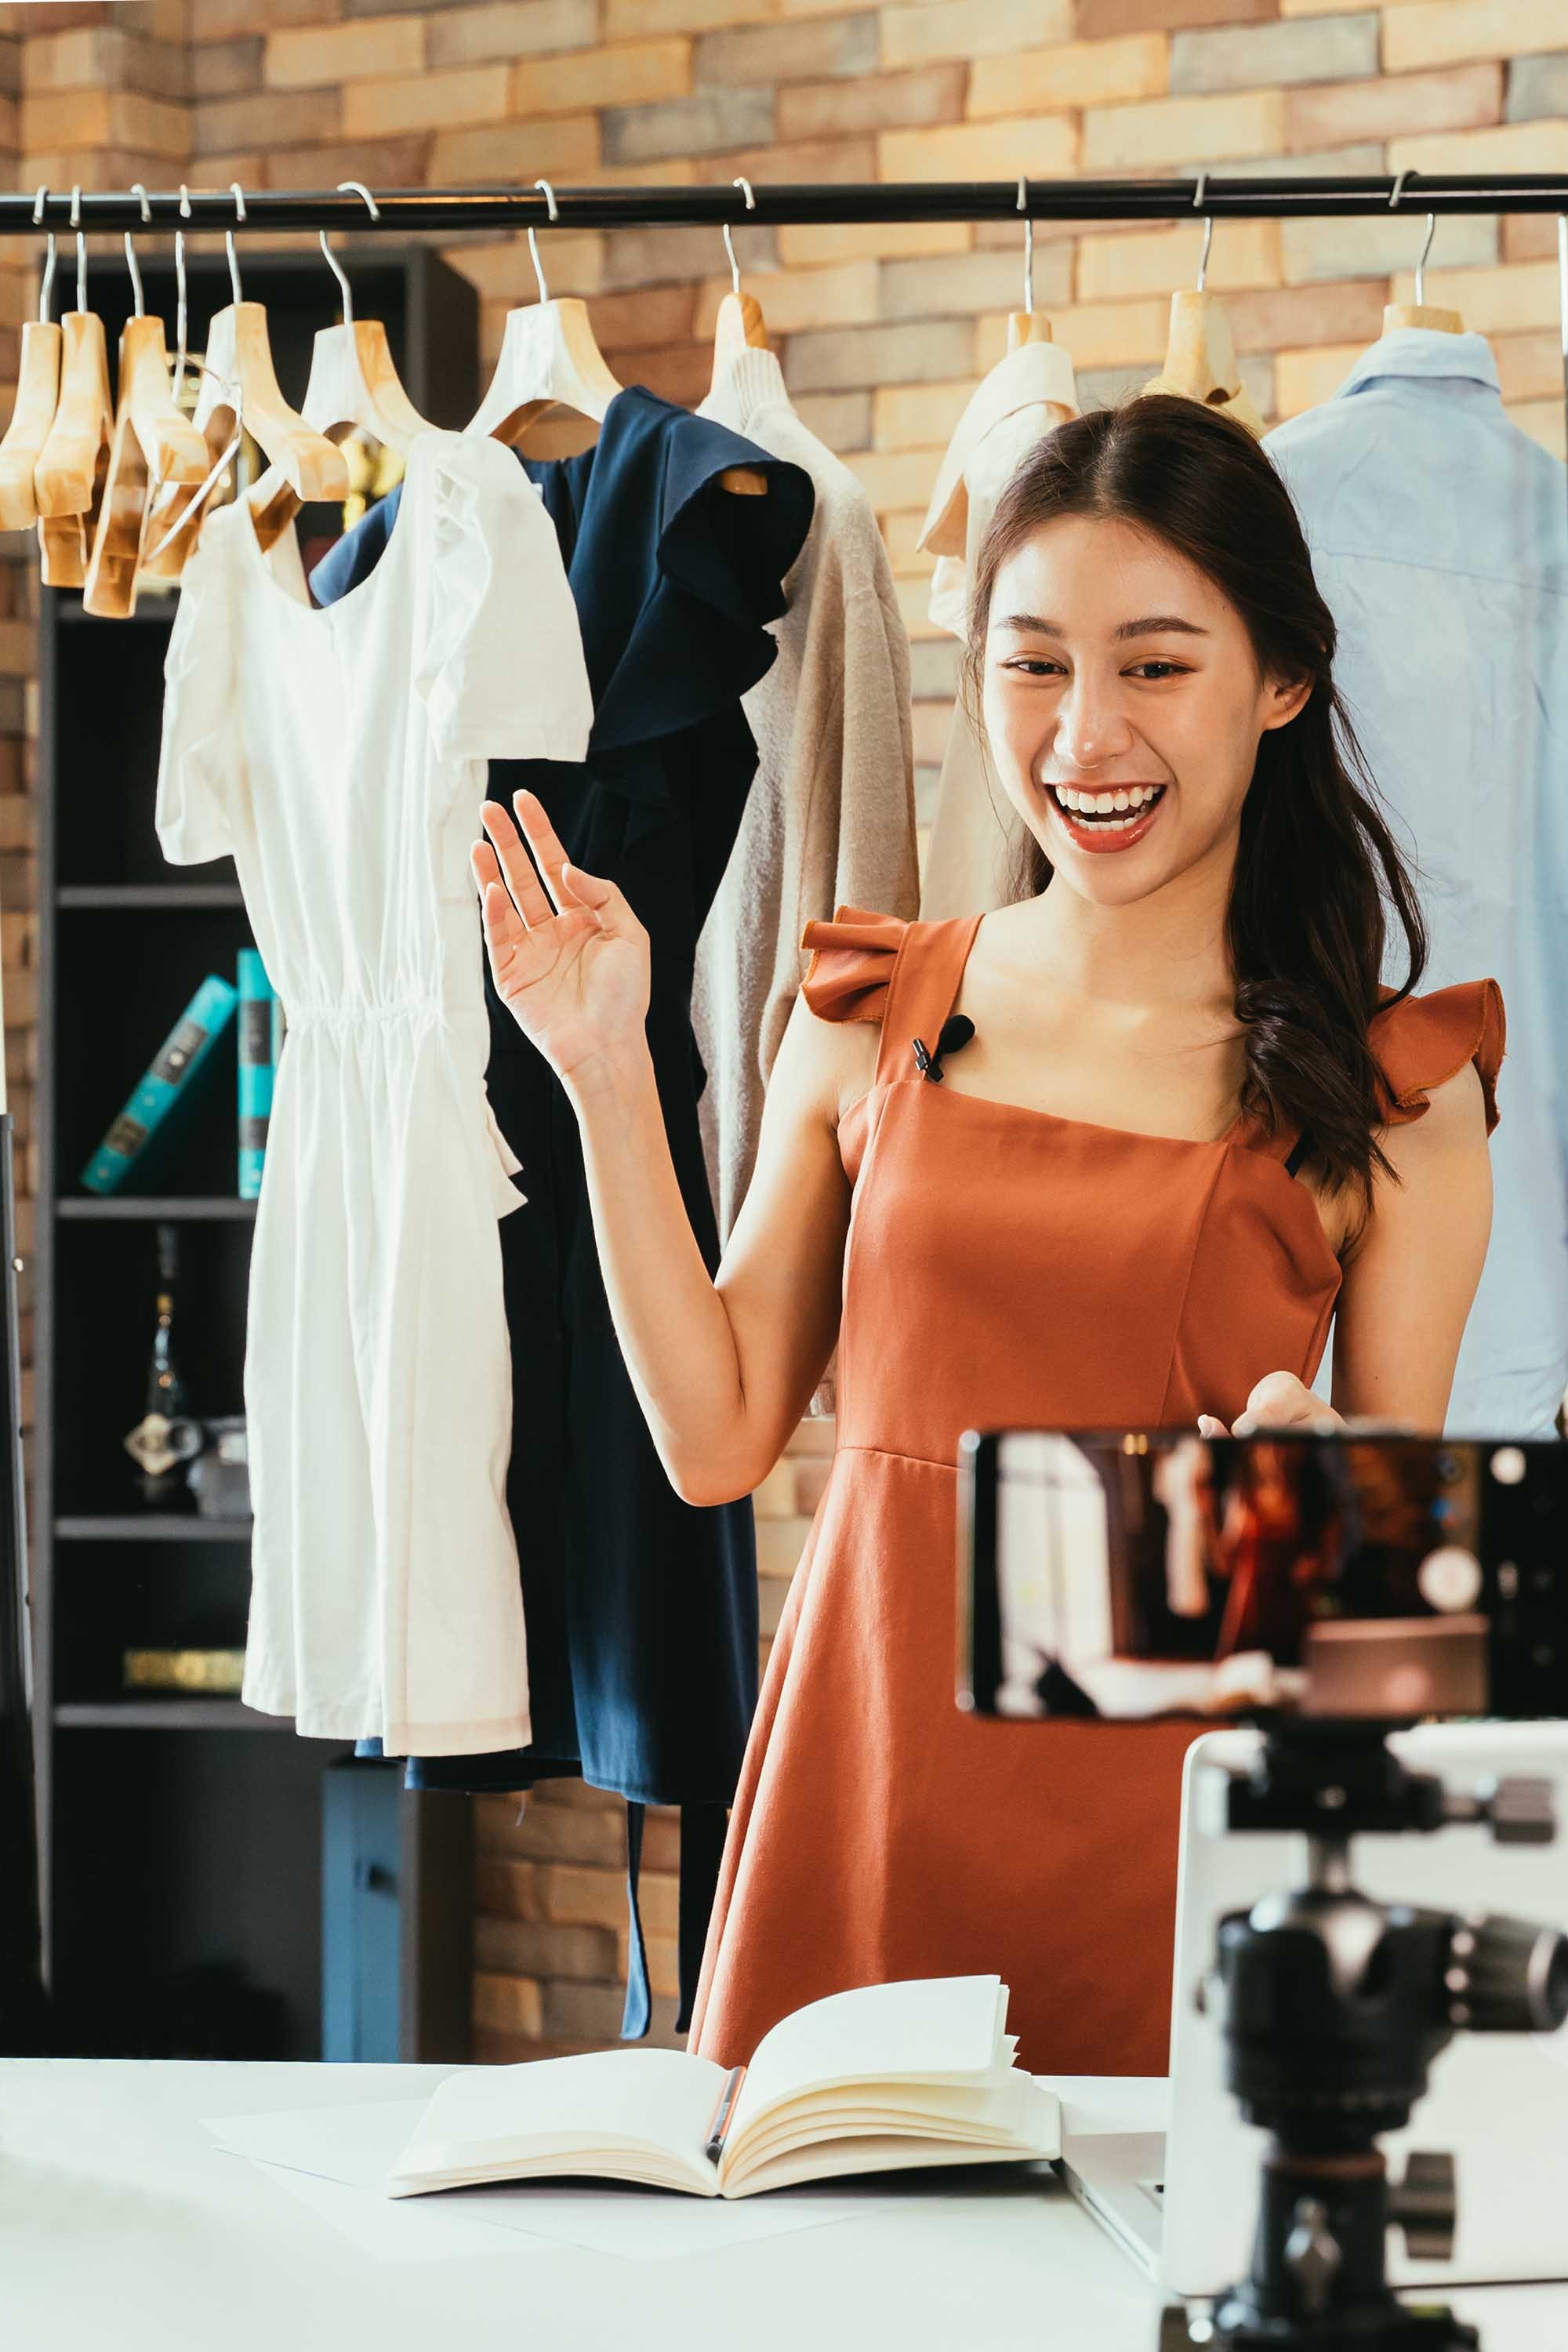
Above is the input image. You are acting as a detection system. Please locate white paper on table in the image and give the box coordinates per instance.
[233,2152,552,2264]
[205,2103,550,2263]
[203,2098,916,2263]
[207,2099,432,2187]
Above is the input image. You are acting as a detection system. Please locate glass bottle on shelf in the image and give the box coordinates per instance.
[122,1222,203,1511]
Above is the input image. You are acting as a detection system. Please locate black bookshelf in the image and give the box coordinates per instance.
[32,245,480,2063]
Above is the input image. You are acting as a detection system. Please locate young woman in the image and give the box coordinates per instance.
[470,395,1502,2076]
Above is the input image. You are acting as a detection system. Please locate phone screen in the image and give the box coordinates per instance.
[960,1431,1568,1725]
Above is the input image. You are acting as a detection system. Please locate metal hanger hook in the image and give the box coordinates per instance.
[69,183,85,314]
[172,184,191,400]
[226,182,246,305]
[124,182,151,319]
[1016,176,1033,318]
[722,176,757,299]
[33,185,55,326]
[1389,174,1436,302]
[321,183,378,330]
[317,228,354,330]
[1192,171,1213,292]
[528,177,559,303]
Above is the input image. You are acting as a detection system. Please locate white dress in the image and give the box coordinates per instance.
[155,431,593,1752]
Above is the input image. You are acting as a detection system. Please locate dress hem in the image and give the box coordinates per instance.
[240,1683,532,1754]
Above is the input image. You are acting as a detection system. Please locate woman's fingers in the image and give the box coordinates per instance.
[1199,1374,1341,1439]
[511,789,639,940]
[511,789,582,915]
[480,800,554,928]
[477,877,526,989]
[472,842,521,940]
[1232,1370,1341,1436]
[556,856,641,940]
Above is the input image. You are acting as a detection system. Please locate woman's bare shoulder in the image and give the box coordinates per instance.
[772,984,884,1131]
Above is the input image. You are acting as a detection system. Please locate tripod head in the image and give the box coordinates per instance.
[1163,1722,1568,2351]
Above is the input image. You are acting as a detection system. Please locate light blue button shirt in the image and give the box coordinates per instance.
[1266,329,1568,1437]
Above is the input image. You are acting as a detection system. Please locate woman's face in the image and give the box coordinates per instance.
[979,513,1312,906]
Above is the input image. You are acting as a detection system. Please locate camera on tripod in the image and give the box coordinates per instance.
[960,1431,1568,2352]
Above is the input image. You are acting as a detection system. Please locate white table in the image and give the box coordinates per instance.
[2,2061,1564,2352]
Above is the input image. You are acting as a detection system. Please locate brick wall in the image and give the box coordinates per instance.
[4,0,1566,2056]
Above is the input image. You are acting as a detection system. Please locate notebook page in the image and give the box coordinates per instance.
[728,2081,1061,2198]
[388,2049,726,2192]
[729,2071,1033,2171]
[731,1976,1007,2143]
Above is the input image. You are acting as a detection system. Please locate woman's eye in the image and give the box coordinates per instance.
[999,657,1191,681]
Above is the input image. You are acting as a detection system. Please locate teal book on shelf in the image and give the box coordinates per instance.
[237,949,278,1200]
[81,975,240,1196]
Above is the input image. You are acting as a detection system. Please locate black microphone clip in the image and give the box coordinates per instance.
[911,1014,975,1083]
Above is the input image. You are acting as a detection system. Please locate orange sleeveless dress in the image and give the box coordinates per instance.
[687,909,1504,2074]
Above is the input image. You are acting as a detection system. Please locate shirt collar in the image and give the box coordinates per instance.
[1334,326,1501,401]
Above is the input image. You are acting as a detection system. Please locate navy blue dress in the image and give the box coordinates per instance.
[313,390,814,2034]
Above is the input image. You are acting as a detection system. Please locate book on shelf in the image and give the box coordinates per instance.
[82,975,238,1195]
[385,1975,1059,2201]
[123,1648,246,1693]
[236,949,279,1200]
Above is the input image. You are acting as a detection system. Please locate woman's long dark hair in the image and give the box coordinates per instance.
[962,391,1427,1208]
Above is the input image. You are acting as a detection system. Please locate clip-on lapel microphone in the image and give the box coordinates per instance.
[911,1016,975,1083]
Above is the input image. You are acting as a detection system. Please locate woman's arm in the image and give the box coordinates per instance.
[1200,1060,1493,1438]
[1328,1058,1493,1428]
[474,792,867,1507]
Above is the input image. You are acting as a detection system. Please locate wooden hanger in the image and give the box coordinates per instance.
[84,196,213,619]
[249,186,435,554]
[1155,290,1263,417]
[708,176,770,401]
[0,193,63,534]
[474,180,767,495]
[140,185,230,583]
[1139,183,1265,437]
[919,191,1078,564]
[1383,207,1463,336]
[34,191,114,586]
[191,187,348,511]
[470,178,625,451]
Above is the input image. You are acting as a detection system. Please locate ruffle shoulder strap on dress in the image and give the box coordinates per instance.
[1369,977,1505,1136]
[798,903,909,1025]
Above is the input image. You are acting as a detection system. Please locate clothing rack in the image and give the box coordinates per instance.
[6,172,1568,238]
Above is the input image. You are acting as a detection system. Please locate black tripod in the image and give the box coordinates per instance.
[1161,1723,1568,2350]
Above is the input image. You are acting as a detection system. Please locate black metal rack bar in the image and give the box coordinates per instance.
[5,173,1568,238]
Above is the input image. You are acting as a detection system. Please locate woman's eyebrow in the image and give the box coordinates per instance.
[994,612,1210,641]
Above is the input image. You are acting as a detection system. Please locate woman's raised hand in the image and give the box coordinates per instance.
[472,790,650,1092]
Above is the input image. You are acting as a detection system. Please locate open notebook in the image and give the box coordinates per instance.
[387,1976,1059,2201]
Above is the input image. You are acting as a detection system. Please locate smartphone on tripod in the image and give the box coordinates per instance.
[960,1431,1568,2352]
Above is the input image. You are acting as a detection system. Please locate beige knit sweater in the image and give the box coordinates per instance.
[694,348,920,1247]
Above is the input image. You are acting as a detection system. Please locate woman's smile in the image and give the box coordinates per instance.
[1044,777,1170,854]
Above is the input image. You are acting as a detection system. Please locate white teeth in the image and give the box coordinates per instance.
[1051,782,1166,827]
